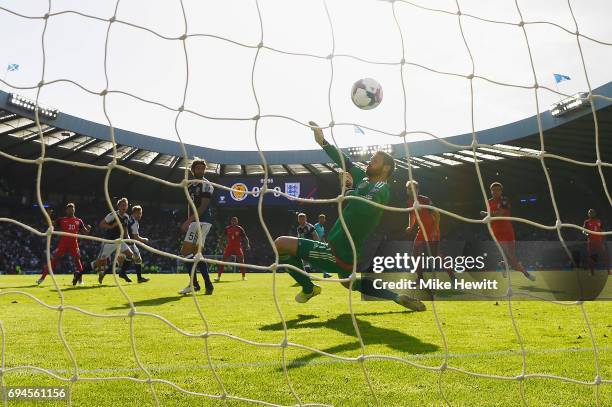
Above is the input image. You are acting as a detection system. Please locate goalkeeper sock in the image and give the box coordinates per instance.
[280,254,314,294]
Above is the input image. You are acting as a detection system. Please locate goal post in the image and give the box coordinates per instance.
[0,0,610,405]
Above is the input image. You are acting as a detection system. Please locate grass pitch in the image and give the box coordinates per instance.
[0,273,610,406]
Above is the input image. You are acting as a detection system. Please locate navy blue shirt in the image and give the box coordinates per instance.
[187,177,214,223]
[297,223,317,240]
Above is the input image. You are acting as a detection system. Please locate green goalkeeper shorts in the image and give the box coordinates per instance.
[296,238,352,277]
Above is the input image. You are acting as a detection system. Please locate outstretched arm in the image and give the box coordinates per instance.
[309,121,365,181]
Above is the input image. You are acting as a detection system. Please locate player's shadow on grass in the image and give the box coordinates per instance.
[260,313,438,369]
[106,296,184,310]
[52,285,106,292]
[3,284,39,289]
[515,285,563,294]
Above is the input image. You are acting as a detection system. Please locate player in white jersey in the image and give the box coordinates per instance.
[178,159,215,295]
[124,205,150,283]
[94,197,133,284]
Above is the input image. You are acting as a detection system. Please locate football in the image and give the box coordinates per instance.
[351,77,383,110]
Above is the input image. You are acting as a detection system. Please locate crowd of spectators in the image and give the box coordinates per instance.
[0,203,300,275]
[0,205,211,274]
[0,201,606,275]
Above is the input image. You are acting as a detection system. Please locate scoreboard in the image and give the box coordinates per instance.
[215,176,318,206]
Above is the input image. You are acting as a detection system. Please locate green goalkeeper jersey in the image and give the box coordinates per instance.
[322,143,390,265]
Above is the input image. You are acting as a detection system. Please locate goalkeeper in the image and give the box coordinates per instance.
[274,122,425,312]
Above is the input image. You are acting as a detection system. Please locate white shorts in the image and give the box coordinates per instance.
[97,242,131,262]
[183,222,212,244]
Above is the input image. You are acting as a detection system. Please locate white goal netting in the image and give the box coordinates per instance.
[0,0,611,405]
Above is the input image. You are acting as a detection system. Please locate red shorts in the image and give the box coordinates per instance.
[224,246,244,258]
[55,240,80,259]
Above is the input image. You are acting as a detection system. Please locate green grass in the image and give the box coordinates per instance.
[0,273,610,406]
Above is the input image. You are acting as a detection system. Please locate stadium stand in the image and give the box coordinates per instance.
[1,86,611,275]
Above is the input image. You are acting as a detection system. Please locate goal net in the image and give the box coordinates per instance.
[0,0,610,405]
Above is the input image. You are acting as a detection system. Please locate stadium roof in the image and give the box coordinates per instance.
[1,83,612,180]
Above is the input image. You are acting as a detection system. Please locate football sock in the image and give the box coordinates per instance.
[281,254,314,294]
[198,261,213,291]
[135,263,143,279]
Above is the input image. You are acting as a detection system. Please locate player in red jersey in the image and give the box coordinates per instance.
[583,208,610,275]
[215,216,250,281]
[406,180,440,254]
[405,181,456,280]
[480,182,535,281]
[37,203,91,285]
